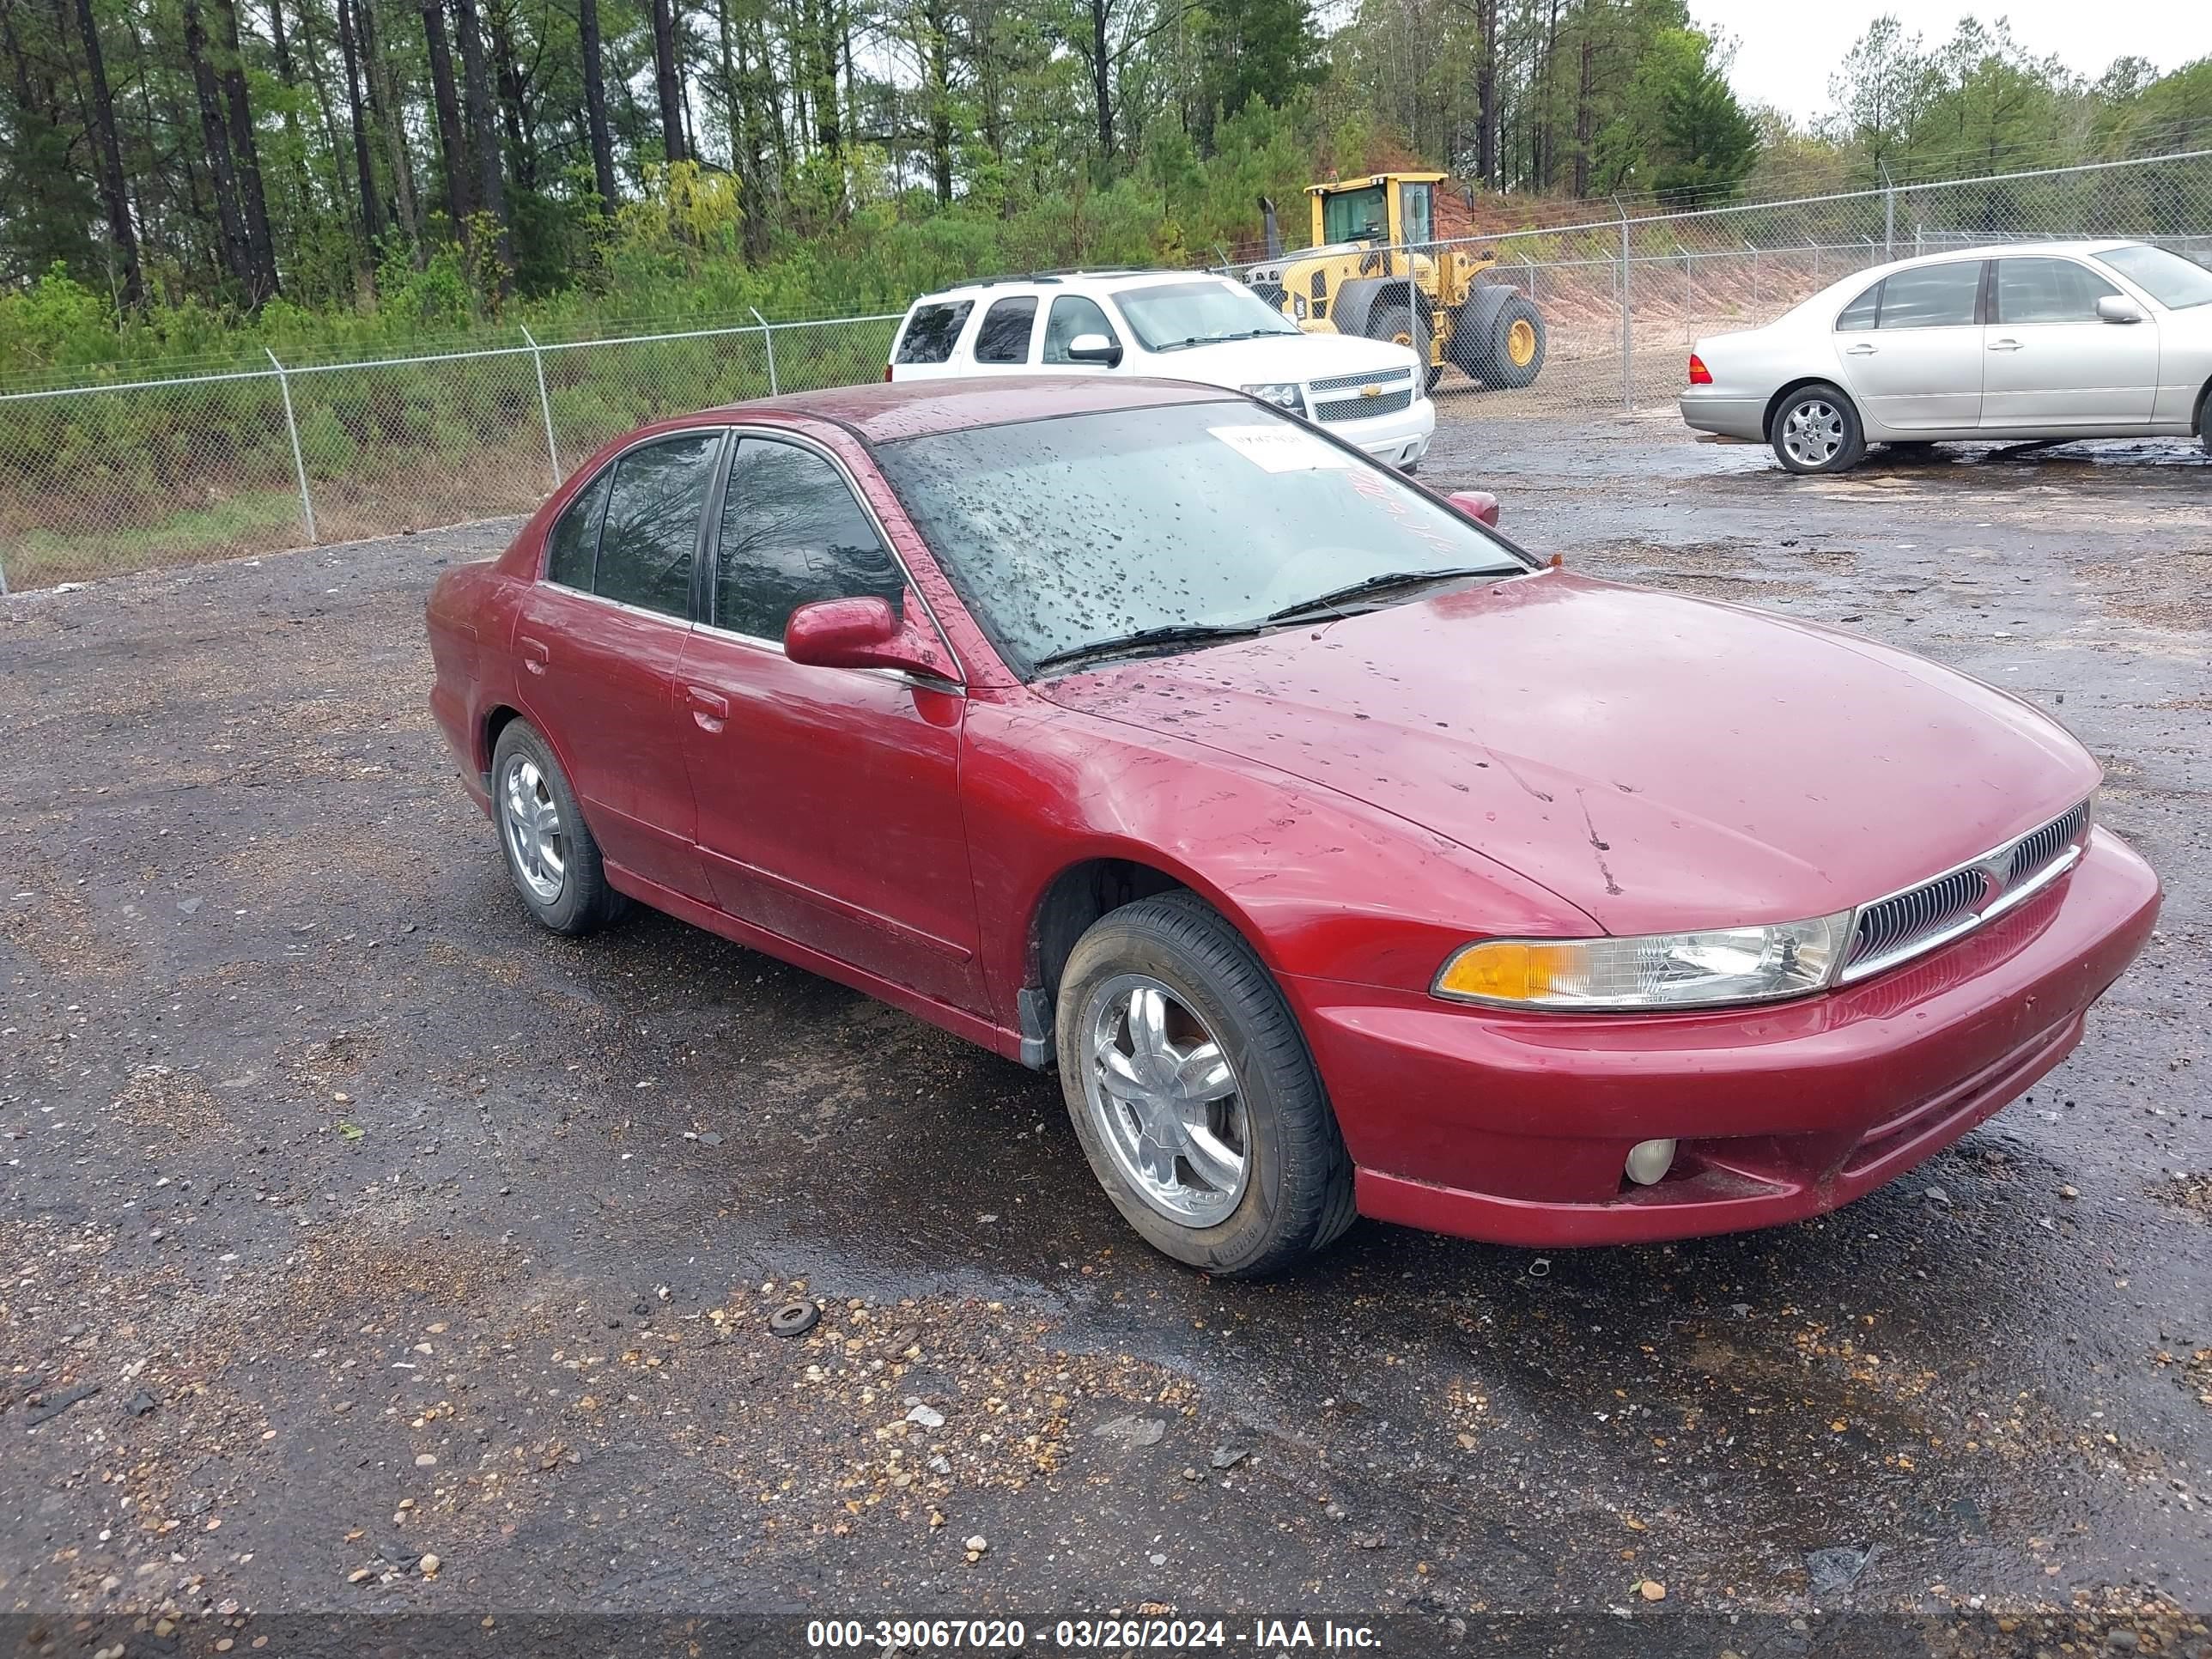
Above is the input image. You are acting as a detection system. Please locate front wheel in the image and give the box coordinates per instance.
[1770,383,1868,475]
[1054,892,1354,1276]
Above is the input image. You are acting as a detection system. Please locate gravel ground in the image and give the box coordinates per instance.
[3,408,2209,1655]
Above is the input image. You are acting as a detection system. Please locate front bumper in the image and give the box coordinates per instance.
[1678,388,1767,442]
[1286,827,2159,1247]
[1318,397,1435,468]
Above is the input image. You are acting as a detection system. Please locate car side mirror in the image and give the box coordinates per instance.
[1446,489,1501,527]
[1066,332,1123,368]
[783,596,960,683]
[2096,295,2145,325]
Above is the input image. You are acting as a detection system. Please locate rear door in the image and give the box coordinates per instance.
[889,299,975,382]
[1982,256,2160,430]
[1832,259,1986,433]
[965,294,1042,375]
[514,429,725,901]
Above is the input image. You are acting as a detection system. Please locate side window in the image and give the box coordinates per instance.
[714,439,907,642]
[1042,295,1119,364]
[1996,258,2121,324]
[1835,280,1882,331]
[1400,182,1434,246]
[594,433,718,617]
[544,467,611,587]
[1875,262,1983,330]
[974,296,1038,364]
[895,301,973,365]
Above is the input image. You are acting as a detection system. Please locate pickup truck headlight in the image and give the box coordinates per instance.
[1433,914,1852,1011]
[1241,382,1306,416]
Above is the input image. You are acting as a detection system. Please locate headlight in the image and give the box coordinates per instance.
[1241,382,1305,416]
[1433,914,1851,1012]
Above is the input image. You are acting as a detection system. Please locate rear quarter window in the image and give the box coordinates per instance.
[895,301,975,365]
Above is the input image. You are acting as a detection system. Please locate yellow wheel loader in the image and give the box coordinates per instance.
[1245,173,1547,392]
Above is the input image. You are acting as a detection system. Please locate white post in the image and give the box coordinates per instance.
[265,348,317,544]
[750,306,779,395]
[520,325,562,484]
[1683,251,1692,344]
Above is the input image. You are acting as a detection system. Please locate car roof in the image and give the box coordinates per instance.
[1848,239,2135,283]
[908,269,1231,306]
[711,374,1240,443]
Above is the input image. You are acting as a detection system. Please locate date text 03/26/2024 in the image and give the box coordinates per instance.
[804,1618,1383,1650]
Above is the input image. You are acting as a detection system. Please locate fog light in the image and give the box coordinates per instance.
[1625,1139,1678,1186]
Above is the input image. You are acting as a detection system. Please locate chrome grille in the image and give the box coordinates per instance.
[1313,389,1412,422]
[1848,866,1984,968]
[2007,799,2087,884]
[1840,799,2091,981]
[1306,366,1413,393]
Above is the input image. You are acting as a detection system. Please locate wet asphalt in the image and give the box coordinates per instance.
[2,405,2209,1653]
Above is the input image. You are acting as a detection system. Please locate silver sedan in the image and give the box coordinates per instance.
[1680,240,2212,474]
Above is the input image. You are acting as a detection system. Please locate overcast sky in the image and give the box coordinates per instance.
[1688,1,2212,125]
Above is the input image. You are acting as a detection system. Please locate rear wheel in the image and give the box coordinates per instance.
[490,720,626,936]
[1769,383,1867,475]
[1367,301,1421,355]
[1054,892,1354,1276]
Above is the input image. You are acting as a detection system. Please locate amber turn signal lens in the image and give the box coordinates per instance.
[1686,353,1713,386]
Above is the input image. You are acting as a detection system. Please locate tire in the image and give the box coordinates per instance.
[489,719,626,936]
[1054,891,1354,1276]
[1769,382,1868,475]
[1476,294,1547,390]
[1423,363,1444,396]
[1365,301,1423,355]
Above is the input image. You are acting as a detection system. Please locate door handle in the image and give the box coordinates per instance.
[1987,338,2023,351]
[520,635,550,675]
[686,684,729,733]
[1843,343,1877,356]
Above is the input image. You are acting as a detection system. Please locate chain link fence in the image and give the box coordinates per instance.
[0,311,898,592]
[3,149,2209,592]
[1228,147,2212,420]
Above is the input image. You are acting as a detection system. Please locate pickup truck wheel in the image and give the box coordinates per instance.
[1055,892,1355,1276]
[1770,383,1868,475]
[490,720,626,936]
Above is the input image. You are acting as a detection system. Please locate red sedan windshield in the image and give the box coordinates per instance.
[872,400,1523,676]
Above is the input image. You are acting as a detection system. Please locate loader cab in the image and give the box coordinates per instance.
[1309,173,1443,250]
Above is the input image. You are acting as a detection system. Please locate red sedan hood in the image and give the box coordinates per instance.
[1038,571,2100,936]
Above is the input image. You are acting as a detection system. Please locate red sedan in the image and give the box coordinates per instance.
[426,377,2159,1275]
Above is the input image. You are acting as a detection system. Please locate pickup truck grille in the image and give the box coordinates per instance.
[1839,799,2092,982]
[1306,367,1413,394]
[1312,388,1412,422]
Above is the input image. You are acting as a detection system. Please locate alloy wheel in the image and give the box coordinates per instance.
[501,755,567,902]
[1079,974,1249,1227]
[1782,398,1845,468]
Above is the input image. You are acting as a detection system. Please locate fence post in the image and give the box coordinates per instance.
[1619,213,1633,414]
[1683,251,1692,344]
[750,306,779,396]
[1524,258,1537,308]
[265,348,317,545]
[520,325,562,486]
[1883,166,1896,259]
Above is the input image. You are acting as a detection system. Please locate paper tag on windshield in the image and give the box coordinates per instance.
[1209,423,1352,473]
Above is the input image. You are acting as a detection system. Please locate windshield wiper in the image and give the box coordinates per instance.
[1153,328,1287,352]
[1030,622,1267,674]
[1263,566,1504,623]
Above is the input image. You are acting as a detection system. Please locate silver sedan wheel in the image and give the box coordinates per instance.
[1781,397,1846,468]
[1079,974,1249,1228]
[501,755,566,903]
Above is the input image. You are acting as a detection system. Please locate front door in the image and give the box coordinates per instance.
[514,430,724,901]
[1981,256,2160,430]
[675,434,986,1012]
[1834,258,1986,432]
